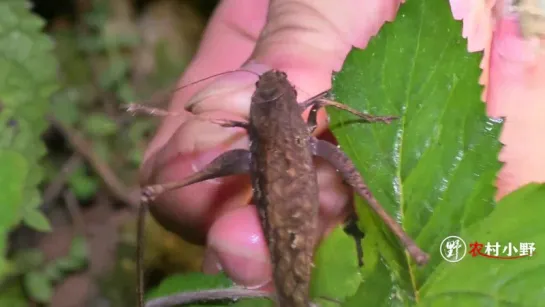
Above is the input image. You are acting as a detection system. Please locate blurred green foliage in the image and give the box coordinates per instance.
[0,0,199,304]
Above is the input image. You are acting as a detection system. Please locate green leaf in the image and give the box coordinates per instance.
[83,113,118,137]
[23,271,53,303]
[43,262,62,281]
[0,282,27,307]
[419,183,545,306]
[0,151,27,230]
[0,151,28,278]
[329,0,502,305]
[48,236,88,276]
[147,273,247,306]
[310,227,361,303]
[147,273,233,300]
[54,257,85,272]
[98,56,129,90]
[68,235,88,262]
[51,88,82,126]
[68,166,99,199]
[14,249,45,271]
[23,209,52,232]
[342,257,394,307]
[0,0,58,277]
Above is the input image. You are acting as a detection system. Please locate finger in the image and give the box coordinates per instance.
[147,117,253,243]
[141,0,269,178]
[203,206,273,288]
[143,0,403,243]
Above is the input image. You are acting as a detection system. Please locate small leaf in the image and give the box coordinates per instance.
[310,227,361,302]
[14,248,44,271]
[117,81,136,103]
[146,272,233,300]
[68,166,99,199]
[23,271,53,303]
[82,113,118,137]
[54,257,85,272]
[23,209,52,232]
[68,235,88,261]
[43,262,62,281]
[50,88,81,126]
[342,258,394,307]
[98,57,129,90]
[0,151,27,231]
[128,148,144,166]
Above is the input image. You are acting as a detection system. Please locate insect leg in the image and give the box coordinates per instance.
[301,94,398,124]
[309,137,429,266]
[137,149,252,307]
[343,211,365,267]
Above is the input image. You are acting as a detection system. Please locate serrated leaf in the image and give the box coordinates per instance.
[23,209,52,232]
[310,227,361,303]
[146,272,233,301]
[83,113,118,136]
[329,0,502,305]
[419,183,545,306]
[23,271,53,303]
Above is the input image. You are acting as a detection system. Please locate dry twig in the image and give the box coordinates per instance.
[48,116,139,208]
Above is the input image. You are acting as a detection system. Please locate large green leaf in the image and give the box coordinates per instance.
[419,183,545,306]
[328,0,502,305]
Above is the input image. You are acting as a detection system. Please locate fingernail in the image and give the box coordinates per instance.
[184,119,249,171]
[211,245,272,288]
[202,248,223,274]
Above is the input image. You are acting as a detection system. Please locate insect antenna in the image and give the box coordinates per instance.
[122,69,261,117]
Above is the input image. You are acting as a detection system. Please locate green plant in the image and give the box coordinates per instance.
[0,0,58,279]
[0,235,88,304]
[145,1,545,306]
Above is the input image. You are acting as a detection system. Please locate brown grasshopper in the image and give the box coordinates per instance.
[132,69,429,307]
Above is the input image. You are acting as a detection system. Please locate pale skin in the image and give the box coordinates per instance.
[140,0,540,290]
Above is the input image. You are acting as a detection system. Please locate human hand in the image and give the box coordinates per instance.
[140,0,545,290]
[139,0,402,288]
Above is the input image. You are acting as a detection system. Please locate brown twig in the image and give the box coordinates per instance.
[63,190,86,234]
[48,116,139,208]
[42,154,83,211]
